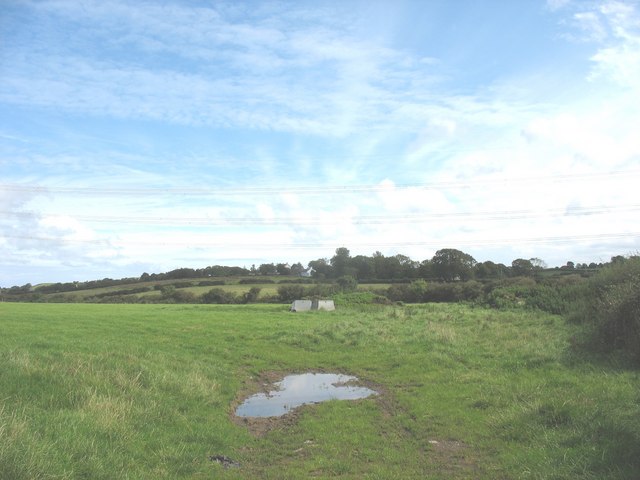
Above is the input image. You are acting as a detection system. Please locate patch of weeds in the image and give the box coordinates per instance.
[537,402,574,427]
[470,399,491,410]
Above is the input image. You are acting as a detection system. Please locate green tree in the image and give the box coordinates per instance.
[511,258,535,277]
[276,263,291,275]
[258,263,277,275]
[290,262,305,276]
[308,258,332,279]
[530,257,547,270]
[351,255,375,280]
[475,260,506,279]
[395,254,419,278]
[431,248,476,282]
[330,247,351,278]
[418,259,433,279]
[373,253,402,279]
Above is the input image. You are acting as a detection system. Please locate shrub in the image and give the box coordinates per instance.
[242,287,261,303]
[305,284,339,298]
[570,256,640,363]
[171,290,197,303]
[385,280,483,303]
[522,285,565,314]
[333,291,391,306]
[197,280,226,286]
[201,288,237,304]
[485,283,573,314]
[94,286,152,298]
[239,278,274,284]
[336,275,358,292]
[277,285,306,302]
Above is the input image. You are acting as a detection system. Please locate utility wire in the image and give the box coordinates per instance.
[2,204,639,226]
[3,232,638,249]
[1,169,638,197]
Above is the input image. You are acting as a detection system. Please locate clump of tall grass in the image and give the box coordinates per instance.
[475,273,586,315]
[332,291,390,307]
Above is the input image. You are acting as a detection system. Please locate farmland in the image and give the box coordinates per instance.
[3,275,398,304]
[1,302,639,479]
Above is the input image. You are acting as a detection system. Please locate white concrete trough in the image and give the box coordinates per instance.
[290,299,335,312]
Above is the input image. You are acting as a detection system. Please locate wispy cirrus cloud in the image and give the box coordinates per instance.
[1,1,446,138]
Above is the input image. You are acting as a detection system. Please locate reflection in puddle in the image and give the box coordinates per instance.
[236,373,377,418]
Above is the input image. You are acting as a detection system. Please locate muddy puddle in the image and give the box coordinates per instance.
[235,373,377,418]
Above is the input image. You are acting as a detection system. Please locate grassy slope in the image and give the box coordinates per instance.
[30,276,389,302]
[1,303,638,479]
[32,277,284,301]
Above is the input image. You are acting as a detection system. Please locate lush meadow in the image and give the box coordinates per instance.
[1,302,639,479]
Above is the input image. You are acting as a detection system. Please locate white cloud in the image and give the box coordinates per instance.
[547,0,572,11]
[569,1,640,89]
[574,11,608,41]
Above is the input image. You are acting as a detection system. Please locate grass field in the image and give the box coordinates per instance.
[31,277,287,301]
[1,303,639,479]
[26,276,391,302]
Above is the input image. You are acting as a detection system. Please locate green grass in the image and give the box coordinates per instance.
[31,276,289,301]
[29,277,394,303]
[132,284,280,300]
[1,303,638,479]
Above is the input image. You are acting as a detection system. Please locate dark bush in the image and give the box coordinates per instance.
[385,280,483,303]
[277,285,306,302]
[197,280,226,286]
[201,288,237,304]
[94,286,152,298]
[423,282,462,302]
[171,290,197,303]
[336,275,358,292]
[570,256,640,363]
[239,278,274,284]
[242,287,261,303]
[333,291,391,306]
[305,283,339,298]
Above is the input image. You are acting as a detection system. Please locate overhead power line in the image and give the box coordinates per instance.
[2,204,639,226]
[3,232,638,249]
[1,169,638,197]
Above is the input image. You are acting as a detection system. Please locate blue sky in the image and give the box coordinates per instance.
[1,0,639,285]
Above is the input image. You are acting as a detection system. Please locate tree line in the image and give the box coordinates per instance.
[0,247,610,295]
[305,247,593,282]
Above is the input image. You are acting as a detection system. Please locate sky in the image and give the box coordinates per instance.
[1,0,639,286]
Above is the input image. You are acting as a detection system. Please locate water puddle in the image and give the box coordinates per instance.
[235,373,377,418]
